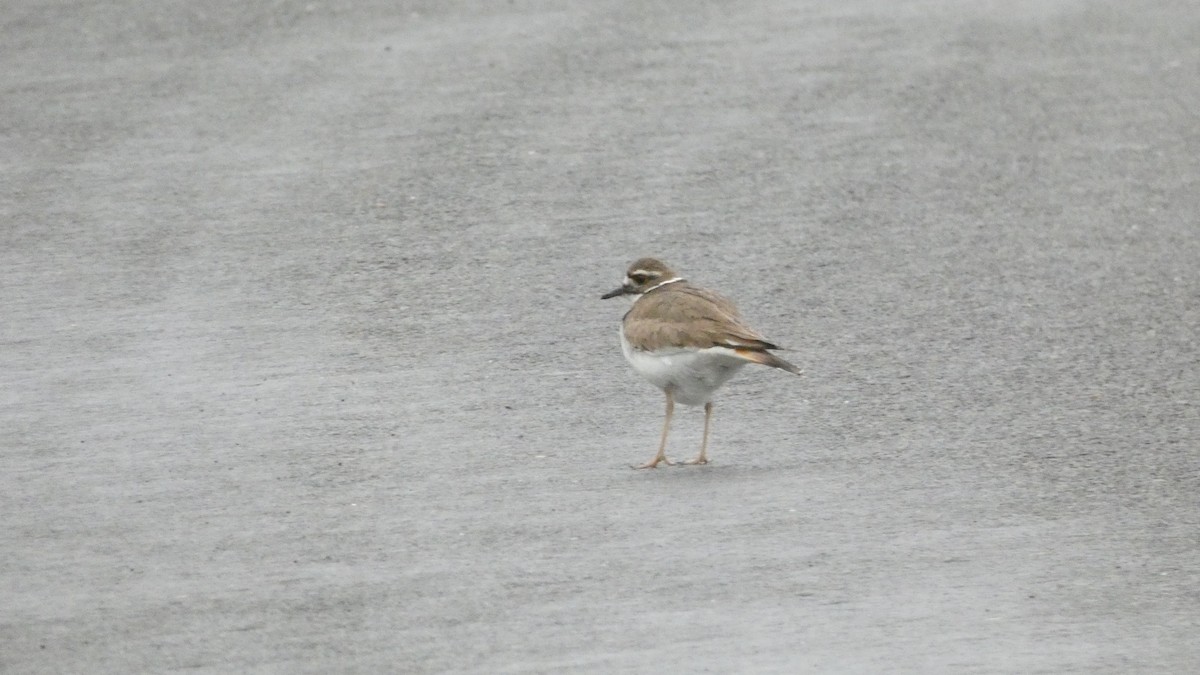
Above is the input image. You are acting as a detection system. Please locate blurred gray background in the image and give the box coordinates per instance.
[3,1,1198,672]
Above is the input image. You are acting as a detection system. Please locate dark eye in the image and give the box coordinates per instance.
[630,273,648,284]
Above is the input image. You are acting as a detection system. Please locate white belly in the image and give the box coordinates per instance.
[619,329,747,406]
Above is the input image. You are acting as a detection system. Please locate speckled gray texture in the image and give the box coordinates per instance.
[3,1,1198,672]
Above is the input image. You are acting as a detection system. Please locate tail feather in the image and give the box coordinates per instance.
[733,348,803,376]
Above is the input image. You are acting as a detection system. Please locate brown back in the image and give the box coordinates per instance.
[623,281,780,351]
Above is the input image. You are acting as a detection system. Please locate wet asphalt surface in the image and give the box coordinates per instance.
[3,1,1198,672]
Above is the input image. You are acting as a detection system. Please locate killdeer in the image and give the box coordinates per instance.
[601,258,802,469]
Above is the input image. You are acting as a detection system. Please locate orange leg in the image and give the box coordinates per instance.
[684,401,713,465]
[633,390,675,469]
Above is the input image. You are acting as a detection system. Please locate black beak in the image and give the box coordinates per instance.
[601,286,631,299]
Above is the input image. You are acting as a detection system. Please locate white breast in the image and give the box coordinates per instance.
[619,328,748,406]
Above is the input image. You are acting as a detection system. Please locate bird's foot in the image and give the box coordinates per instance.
[632,456,673,469]
[682,455,709,466]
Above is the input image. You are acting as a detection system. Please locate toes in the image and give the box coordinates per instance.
[631,457,673,469]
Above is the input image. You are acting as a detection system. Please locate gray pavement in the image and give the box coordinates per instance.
[3,1,1198,672]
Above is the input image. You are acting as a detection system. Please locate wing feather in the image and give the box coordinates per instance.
[625,282,785,351]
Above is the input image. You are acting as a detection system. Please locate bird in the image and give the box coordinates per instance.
[601,257,802,468]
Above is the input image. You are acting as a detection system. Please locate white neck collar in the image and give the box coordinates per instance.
[644,277,684,293]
